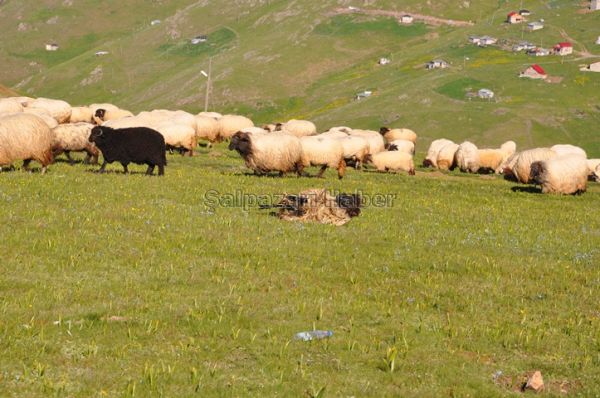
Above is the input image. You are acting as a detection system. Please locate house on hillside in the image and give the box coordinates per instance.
[426,59,449,69]
[591,0,600,10]
[527,21,544,31]
[400,15,414,24]
[528,47,550,57]
[597,36,600,45]
[95,51,109,56]
[554,42,573,56]
[580,61,600,72]
[45,43,59,51]
[507,12,524,24]
[355,90,372,100]
[151,20,161,26]
[513,41,536,52]
[520,64,547,79]
[378,57,390,65]
[519,9,531,16]
[191,35,208,45]
[478,88,495,99]
[468,35,497,46]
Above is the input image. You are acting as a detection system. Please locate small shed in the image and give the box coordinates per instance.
[554,42,573,56]
[479,36,497,46]
[580,61,600,72]
[520,64,547,79]
[400,15,414,24]
[151,20,161,26]
[478,89,495,99]
[513,41,535,52]
[426,59,449,70]
[45,43,59,51]
[519,9,531,16]
[507,12,524,24]
[95,51,109,56]
[596,36,600,45]
[527,21,544,31]
[378,57,390,65]
[355,90,372,100]
[528,47,550,57]
[191,35,208,45]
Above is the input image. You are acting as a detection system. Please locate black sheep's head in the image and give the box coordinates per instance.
[529,161,544,184]
[388,144,399,152]
[89,126,105,143]
[379,127,390,135]
[228,132,252,157]
[94,108,106,119]
[336,193,362,218]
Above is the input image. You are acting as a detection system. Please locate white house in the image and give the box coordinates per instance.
[580,61,600,72]
[355,90,372,100]
[151,20,161,26]
[95,51,109,56]
[591,0,600,10]
[191,35,208,45]
[426,59,449,69]
[478,89,495,99]
[45,43,59,51]
[378,57,390,65]
[400,15,414,24]
[596,36,600,45]
[527,21,544,31]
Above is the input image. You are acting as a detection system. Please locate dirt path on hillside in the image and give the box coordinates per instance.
[555,26,599,58]
[330,8,474,27]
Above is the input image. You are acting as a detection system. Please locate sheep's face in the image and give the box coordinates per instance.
[529,161,544,184]
[94,108,106,120]
[228,132,252,157]
[336,194,362,218]
[89,126,104,143]
[388,144,398,152]
[379,127,390,135]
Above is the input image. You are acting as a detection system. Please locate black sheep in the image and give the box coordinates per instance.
[88,126,167,176]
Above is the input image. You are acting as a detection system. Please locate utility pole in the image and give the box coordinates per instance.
[204,57,212,112]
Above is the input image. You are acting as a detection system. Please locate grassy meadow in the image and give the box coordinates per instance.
[1,148,600,397]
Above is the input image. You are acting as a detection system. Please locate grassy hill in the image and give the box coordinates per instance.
[0,0,599,155]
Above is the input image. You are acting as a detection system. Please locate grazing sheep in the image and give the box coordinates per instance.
[228,131,304,176]
[550,144,587,158]
[239,126,268,135]
[278,119,317,137]
[423,139,454,168]
[23,107,59,129]
[88,126,166,176]
[477,141,517,174]
[89,103,119,116]
[10,97,35,107]
[326,126,352,134]
[336,135,369,169]
[530,155,588,194]
[454,141,480,173]
[320,130,349,139]
[387,139,415,155]
[194,115,220,144]
[379,127,417,144]
[595,164,600,183]
[365,149,415,174]
[262,123,280,132]
[28,98,72,124]
[497,151,520,178]
[69,106,93,123]
[436,142,460,170]
[512,148,557,184]
[0,113,54,173]
[197,111,222,119]
[300,136,346,179]
[587,159,600,177]
[349,129,385,155]
[52,123,99,165]
[93,108,134,124]
[218,114,254,140]
[0,98,24,114]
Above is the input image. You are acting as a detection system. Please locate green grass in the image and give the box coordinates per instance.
[436,77,486,100]
[0,148,600,397]
[314,15,428,37]
[156,27,237,58]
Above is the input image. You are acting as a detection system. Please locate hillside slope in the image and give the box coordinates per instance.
[0,0,599,154]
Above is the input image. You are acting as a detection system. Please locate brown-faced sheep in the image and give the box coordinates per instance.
[379,127,417,144]
[387,139,415,155]
[0,113,54,173]
[512,148,557,184]
[530,154,589,194]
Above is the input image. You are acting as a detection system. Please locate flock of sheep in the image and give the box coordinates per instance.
[0,95,598,195]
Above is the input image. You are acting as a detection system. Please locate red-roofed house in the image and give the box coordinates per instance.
[507,12,524,24]
[554,42,573,56]
[520,64,547,79]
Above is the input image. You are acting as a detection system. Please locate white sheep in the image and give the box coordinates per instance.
[93,108,134,124]
[197,111,222,119]
[423,138,454,168]
[52,123,99,164]
[218,114,254,140]
[23,107,59,128]
[0,113,54,173]
[366,149,415,174]
[89,103,119,116]
[279,119,317,137]
[10,97,35,107]
[497,151,520,177]
[586,159,600,177]
[436,142,460,170]
[379,127,417,144]
[194,115,220,144]
[478,141,516,173]
[0,98,24,114]
[387,139,415,155]
[228,131,304,176]
[326,126,352,135]
[595,164,600,183]
[550,144,587,158]
[336,135,369,169]
[320,130,350,139]
[300,136,346,179]
[28,98,72,124]
[69,106,93,123]
[454,141,480,173]
[512,148,557,184]
[349,129,385,155]
[530,154,589,194]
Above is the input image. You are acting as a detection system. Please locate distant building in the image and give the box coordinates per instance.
[507,12,524,24]
[470,35,497,46]
[597,36,600,45]
[378,57,390,65]
[527,21,544,31]
[591,0,600,10]
[478,89,495,99]
[426,59,449,69]
[528,47,550,57]
[513,41,536,52]
[355,90,372,100]
[95,51,109,56]
[191,35,208,45]
[400,15,414,24]
[580,61,600,72]
[45,43,59,51]
[151,20,161,26]
[519,9,531,16]
[520,64,547,79]
[554,42,573,56]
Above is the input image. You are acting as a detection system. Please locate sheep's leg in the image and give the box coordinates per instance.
[158,164,165,176]
[187,148,194,157]
[316,165,328,178]
[22,159,32,172]
[121,162,129,174]
[65,151,75,166]
[146,165,155,175]
[295,162,304,177]
[98,161,108,173]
